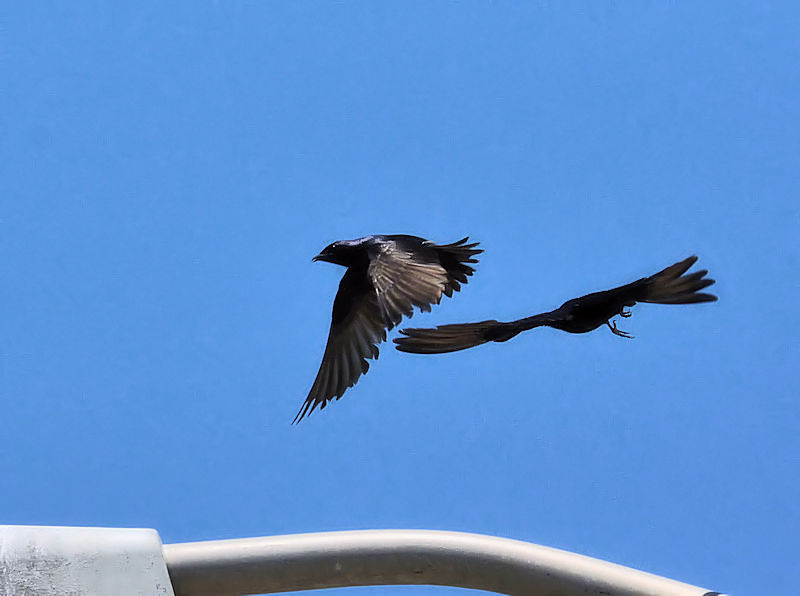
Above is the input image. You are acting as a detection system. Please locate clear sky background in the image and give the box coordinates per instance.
[2,3,798,595]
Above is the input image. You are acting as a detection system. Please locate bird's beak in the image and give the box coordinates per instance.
[312,254,323,262]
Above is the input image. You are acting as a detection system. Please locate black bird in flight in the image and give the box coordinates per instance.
[295,235,482,422]
[394,256,716,354]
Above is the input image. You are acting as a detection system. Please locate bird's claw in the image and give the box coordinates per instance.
[607,319,633,339]
[620,309,632,318]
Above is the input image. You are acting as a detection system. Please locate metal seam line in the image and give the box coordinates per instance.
[162,529,725,595]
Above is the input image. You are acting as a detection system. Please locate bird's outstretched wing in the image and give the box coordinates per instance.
[294,268,385,423]
[295,237,481,422]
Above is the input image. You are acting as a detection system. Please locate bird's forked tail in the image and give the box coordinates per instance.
[638,255,717,305]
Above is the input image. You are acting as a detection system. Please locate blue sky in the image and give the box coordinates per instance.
[2,3,798,595]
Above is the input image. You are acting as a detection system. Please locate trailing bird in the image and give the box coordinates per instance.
[296,235,482,422]
[394,255,716,354]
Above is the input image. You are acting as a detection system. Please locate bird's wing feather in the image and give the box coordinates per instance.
[294,270,386,423]
[368,240,450,327]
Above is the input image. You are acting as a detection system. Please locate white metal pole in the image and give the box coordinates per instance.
[163,529,724,595]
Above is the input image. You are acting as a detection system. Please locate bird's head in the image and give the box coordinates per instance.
[313,240,363,267]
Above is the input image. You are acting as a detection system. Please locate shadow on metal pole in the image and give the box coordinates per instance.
[163,529,725,595]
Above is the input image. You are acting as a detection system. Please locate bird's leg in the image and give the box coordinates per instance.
[620,309,632,318]
[607,319,633,339]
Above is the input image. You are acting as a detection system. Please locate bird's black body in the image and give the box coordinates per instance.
[394,256,717,354]
[296,235,482,422]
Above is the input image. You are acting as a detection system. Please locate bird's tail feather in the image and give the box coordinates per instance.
[394,320,510,354]
[432,237,484,296]
[640,255,717,305]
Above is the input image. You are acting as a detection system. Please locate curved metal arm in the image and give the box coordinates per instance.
[163,529,723,595]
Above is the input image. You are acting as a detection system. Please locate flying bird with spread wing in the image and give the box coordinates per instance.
[394,256,716,354]
[295,235,482,423]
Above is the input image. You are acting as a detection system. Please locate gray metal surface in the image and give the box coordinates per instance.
[163,529,723,595]
[0,525,174,596]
